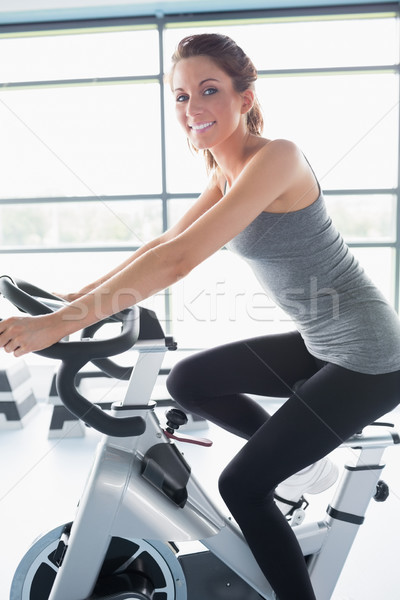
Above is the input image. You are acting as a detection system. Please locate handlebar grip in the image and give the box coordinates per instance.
[91,358,133,381]
[0,276,54,316]
[14,278,64,303]
[51,309,144,436]
[0,275,141,361]
[80,320,133,381]
[57,358,145,437]
[0,275,145,436]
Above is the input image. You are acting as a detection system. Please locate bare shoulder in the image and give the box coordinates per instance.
[238,138,306,192]
[244,138,306,184]
[257,138,303,165]
[256,139,319,212]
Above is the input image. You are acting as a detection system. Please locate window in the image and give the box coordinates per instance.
[1,7,399,347]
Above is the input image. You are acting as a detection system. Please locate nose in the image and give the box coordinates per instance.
[186,96,203,118]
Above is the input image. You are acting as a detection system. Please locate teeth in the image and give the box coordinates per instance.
[191,122,214,130]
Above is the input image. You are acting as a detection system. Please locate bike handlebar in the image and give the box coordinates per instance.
[0,275,145,437]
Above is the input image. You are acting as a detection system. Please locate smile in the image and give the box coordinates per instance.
[190,121,216,131]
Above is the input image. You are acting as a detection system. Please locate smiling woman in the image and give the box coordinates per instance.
[1,11,398,345]
[166,33,264,172]
[173,57,252,154]
[1,29,400,600]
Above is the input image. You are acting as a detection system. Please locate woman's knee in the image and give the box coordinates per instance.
[218,463,240,505]
[166,356,203,411]
[218,459,275,512]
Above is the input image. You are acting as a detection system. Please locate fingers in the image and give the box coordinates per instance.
[0,318,25,356]
[0,314,60,357]
[5,342,22,356]
[0,319,12,348]
[11,345,24,358]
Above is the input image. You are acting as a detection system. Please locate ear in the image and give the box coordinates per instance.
[240,89,255,115]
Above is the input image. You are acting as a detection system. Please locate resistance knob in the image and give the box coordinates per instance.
[165,408,188,434]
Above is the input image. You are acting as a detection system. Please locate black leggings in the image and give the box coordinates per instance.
[166,331,400,600]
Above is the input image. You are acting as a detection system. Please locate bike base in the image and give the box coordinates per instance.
[179,551,263,599]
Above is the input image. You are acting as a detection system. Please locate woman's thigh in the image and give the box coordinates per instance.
[167,329,320,401]
[220,363,400,495]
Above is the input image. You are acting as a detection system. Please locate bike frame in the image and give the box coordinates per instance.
[44,336,399,600]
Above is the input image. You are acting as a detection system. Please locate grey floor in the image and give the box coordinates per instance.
[1,359,399,599]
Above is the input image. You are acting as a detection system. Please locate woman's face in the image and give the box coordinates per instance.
[172,55,248,151]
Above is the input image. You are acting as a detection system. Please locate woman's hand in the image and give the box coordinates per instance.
[0,314,63,357]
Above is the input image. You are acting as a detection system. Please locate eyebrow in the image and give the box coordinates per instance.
[174,78,220,92]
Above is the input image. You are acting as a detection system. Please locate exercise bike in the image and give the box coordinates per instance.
[1,276,398,600]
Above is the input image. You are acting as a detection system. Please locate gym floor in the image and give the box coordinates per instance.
[0,355,399,599]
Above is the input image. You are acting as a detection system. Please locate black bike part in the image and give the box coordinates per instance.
[91,572,155,599]
[56,356,145,437]
[1,275,143,383]
[179,551,262,599]
[374,480,390,502]
[81,306,175,380]
[93,536,185,599]
[135,305,166,341]
[0,276,140,360]
[0,276,146,436]
[14,278,65,303]
[141,443,191,507]
[53,523,72,568]
[80,319,133,381]
[11,526,186,599]
[0,276,55,316]
[165,409,189,433]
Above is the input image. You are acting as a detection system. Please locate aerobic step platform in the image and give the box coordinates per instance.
[0,360,38,430]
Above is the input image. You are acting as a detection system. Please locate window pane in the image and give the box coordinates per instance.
[168,197,197,226]
[0,83,161,198]
[0,250,167,323]
[165,16,399,71]
[326,194,396,242]
[0,200,162,248]
[236,17,399,70]
[0,28,159,82]
[170,250,294,348]
[257,73,399,189]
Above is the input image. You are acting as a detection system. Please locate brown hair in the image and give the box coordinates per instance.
[167,33,264,174]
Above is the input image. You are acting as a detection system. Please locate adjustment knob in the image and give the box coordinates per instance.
[165,408,188,433]
[374,480,389,502]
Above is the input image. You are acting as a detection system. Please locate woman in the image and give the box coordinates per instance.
[1,34,400,599]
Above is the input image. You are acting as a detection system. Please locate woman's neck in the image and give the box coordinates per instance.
[212,132,270,188]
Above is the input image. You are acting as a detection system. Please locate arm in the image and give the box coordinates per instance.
[0,179,223,356]
[0,140,306,356]
[61,235,175,301]
[63,177,224,300]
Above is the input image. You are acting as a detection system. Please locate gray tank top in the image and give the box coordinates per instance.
[226,192,400,374]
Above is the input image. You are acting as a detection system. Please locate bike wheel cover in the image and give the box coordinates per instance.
[10,524,65,600]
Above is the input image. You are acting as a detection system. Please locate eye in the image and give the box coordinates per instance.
[203,87,218,96]
[176,93,188,103]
